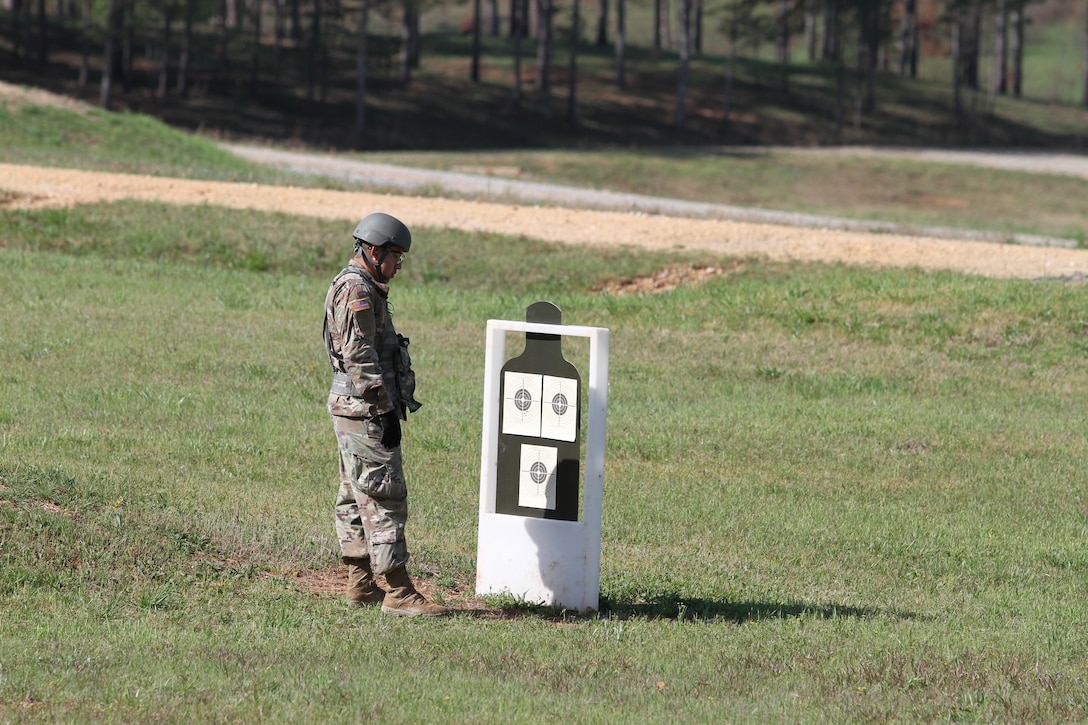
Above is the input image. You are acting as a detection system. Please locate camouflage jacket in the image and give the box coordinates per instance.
[323,261,420,419]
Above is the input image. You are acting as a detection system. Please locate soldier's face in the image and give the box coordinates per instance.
[375,245,405,280]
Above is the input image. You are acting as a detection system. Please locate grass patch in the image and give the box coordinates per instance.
[3,200,1088,721]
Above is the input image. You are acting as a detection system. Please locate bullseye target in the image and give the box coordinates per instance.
[502,372,578,442]
[541,375,578,442]
[518,444,558,510]
[502,372,542,437]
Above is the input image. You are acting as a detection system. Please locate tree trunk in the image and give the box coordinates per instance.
[1011,2,1023,97]
[1083,0,1088,107]
[20,0,31,66]
[512,0,523,108]
[215,0,229,82]
[471,0,481,81]
[722,22,736,126]
[250,0,262,95]
[273,0,284,68]
[595,0,607,46]
[9,0,21,65]
[694,0,702,53]
[99,0,123,107]
[660,0,670,49]
[158,6,172,96]
[951,5,964,116]
[36,0,46,64]
[121,0,132,92]
[536,0,553,97]
[804,0,817,62]
[823,0,839,62]
[177,0,193,96]
[776,0,789,92]
[566,0,578,124]
[307,0,322,103]
[898,0,916,76]
[355,0,369,144]
[510,0,529,37]
[488,0,499,35]
[614,0,625,88]
[401,2,419,83]
[860,1,878,113]
[673,0,690,130]
[653,0,661,50]
[77,0,90,86]
[964,2,980,90]
[991,0,1007,95]
[775,0,788,64]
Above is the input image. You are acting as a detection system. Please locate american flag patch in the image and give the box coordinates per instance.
[349,298,371,312]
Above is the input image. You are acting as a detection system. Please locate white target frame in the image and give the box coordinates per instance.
[476,318,609,613]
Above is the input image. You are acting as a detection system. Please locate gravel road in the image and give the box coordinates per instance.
[3,148,1088,281]
[223,143,1088,250]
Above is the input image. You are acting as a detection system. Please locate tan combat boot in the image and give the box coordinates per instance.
[342,555,385,606]
[381,565,449,617]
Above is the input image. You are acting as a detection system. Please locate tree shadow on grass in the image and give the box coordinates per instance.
[291,567,917,623]
[598,595,917,623]
[453,591,918,623]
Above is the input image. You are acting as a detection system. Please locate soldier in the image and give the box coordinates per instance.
[323,212,448,617]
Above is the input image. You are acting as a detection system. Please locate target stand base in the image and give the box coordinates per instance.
[476,514,596,610]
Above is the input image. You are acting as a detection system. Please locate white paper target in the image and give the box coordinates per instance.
[502,372,542,437]
[518,444,557,510]
[541,375,578,442]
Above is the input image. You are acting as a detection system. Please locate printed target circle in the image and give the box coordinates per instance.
[513,388,533,412]
[529,461,549,484]
[550,392,568,416]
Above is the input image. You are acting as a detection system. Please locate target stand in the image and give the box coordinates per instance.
[476,302,609,612]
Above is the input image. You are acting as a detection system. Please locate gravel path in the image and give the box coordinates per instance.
[3,159,1088,281]
[223,143,1087,249]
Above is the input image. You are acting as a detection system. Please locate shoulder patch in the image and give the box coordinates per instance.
[350,298,371,313]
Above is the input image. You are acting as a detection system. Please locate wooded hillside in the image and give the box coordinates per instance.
[2,0,1086,150]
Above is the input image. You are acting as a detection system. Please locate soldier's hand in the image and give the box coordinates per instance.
[380,411,402,449]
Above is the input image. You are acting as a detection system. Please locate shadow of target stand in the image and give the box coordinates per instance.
[476,302,609,612]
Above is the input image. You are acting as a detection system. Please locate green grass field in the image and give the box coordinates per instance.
[3,98,1088,722]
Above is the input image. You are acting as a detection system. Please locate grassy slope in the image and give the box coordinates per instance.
[2,99,1086,245]
[2,101,1088,721]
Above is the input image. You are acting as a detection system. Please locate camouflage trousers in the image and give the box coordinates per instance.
[331,414,409,575]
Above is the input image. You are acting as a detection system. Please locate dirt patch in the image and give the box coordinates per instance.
[594,262,745,295]
[0,80,91,114]
[5,163,1088,280]
[283,566,556,620]
[0,191,46,209]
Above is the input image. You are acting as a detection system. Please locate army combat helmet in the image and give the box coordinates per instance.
[353,212,411,282]
[353,212,412,253]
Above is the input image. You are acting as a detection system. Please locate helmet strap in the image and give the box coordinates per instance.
[361,243,391,283]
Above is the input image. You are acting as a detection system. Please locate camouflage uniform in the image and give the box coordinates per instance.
[324,261,421,575]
